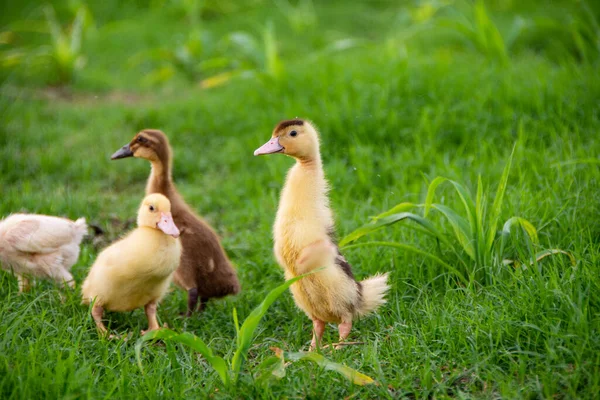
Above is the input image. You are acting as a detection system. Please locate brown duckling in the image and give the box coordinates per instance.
[111,129,240,315]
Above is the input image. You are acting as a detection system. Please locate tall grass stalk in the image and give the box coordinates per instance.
[341,145,572,285]
[438,0,509,65]
[42,5,87,84]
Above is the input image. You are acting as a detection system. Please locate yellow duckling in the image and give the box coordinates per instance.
[81,193,182,338]
[255,119,390,349]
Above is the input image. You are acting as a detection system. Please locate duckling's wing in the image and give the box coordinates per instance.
[334,247,356,281]
[5,218,77,254]
[328,227,356,281]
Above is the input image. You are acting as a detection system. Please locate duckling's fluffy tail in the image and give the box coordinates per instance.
[355,272,390,317]
[74,218,88,242]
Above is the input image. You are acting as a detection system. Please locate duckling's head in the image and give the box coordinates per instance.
[111,129,171,163]
[254,119,320,161]
[137,193,180,238]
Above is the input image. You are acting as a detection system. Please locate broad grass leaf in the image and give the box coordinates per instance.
[263,21,282,78]
[371,202,417,221]
[502,217,539,245]
[424,176,447,217]
[143,66,176,86]
[43,6,63,45]
[475,175,486,264]
[486,144,516,251]
[437,18,478,45]
[342,240,468,285]
[551,158,600,167]
[135,329,230,385]
[447,180,477,236]
[200,71,237,89]
[231,270,319,379]
[232,307,240,336]
[425,177,476,238]
[285,351,375,385]
[70,7,85,53]
[255,347,286,385]
[255,356,286,384]
[432,204,475,260]
[339,212,449,248]
[476,0,508,63]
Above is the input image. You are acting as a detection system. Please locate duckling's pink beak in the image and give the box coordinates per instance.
[157,212,180,238]
[254,137,283,156]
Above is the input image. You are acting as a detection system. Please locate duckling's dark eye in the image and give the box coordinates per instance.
[137,136,148,143]
[149,205,155,212]
[290,130,297,137]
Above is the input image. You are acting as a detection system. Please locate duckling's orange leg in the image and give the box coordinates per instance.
[338,320,352,339]
[337,320,352,346]
[309,319,326,351]
[91,305,123,340]
[92,304,108,336]
[16,274,31,292]
[142,301,160,335]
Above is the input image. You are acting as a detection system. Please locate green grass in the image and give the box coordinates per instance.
[1,0,599,398]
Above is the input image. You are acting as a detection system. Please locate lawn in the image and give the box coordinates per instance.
[1,0,599,398]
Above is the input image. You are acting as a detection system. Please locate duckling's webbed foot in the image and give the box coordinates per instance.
[142,301,160,335]
[335,320,353,349]
[309,319,326,351]
[92,304,108,337]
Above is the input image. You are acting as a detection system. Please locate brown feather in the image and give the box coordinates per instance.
[274,119,304,133]
[127,130,241,309]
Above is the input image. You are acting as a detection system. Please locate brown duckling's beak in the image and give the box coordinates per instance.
[111,144,134,160]
[254,137,284,156]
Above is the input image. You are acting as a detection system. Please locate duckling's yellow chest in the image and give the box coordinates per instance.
[273,163,333,275]
[274,218,320,274]
[273,200,333,275]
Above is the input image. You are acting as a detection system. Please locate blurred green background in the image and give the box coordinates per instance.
[1,0,599,398]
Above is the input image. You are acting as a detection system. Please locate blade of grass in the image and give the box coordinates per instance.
[424,177,447,217]
[475,175,486,266]
[232,307,240,337]
[285,351,375,385]
[551,158,600,167]
[425,177,477,246]
[474,0,508,64]
[341,241,468,285]
[135,329,230,385]
[371,202,418,221]
[70,7,85,54]
[231,269,321,379]
[533,249,576,266]
[502,217,539,245]
[486,143,516,251]
[339,212,451,248]
[432,204,475,260]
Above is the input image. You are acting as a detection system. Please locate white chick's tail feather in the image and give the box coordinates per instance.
[355,272,390,317]
[74,218,88,243]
